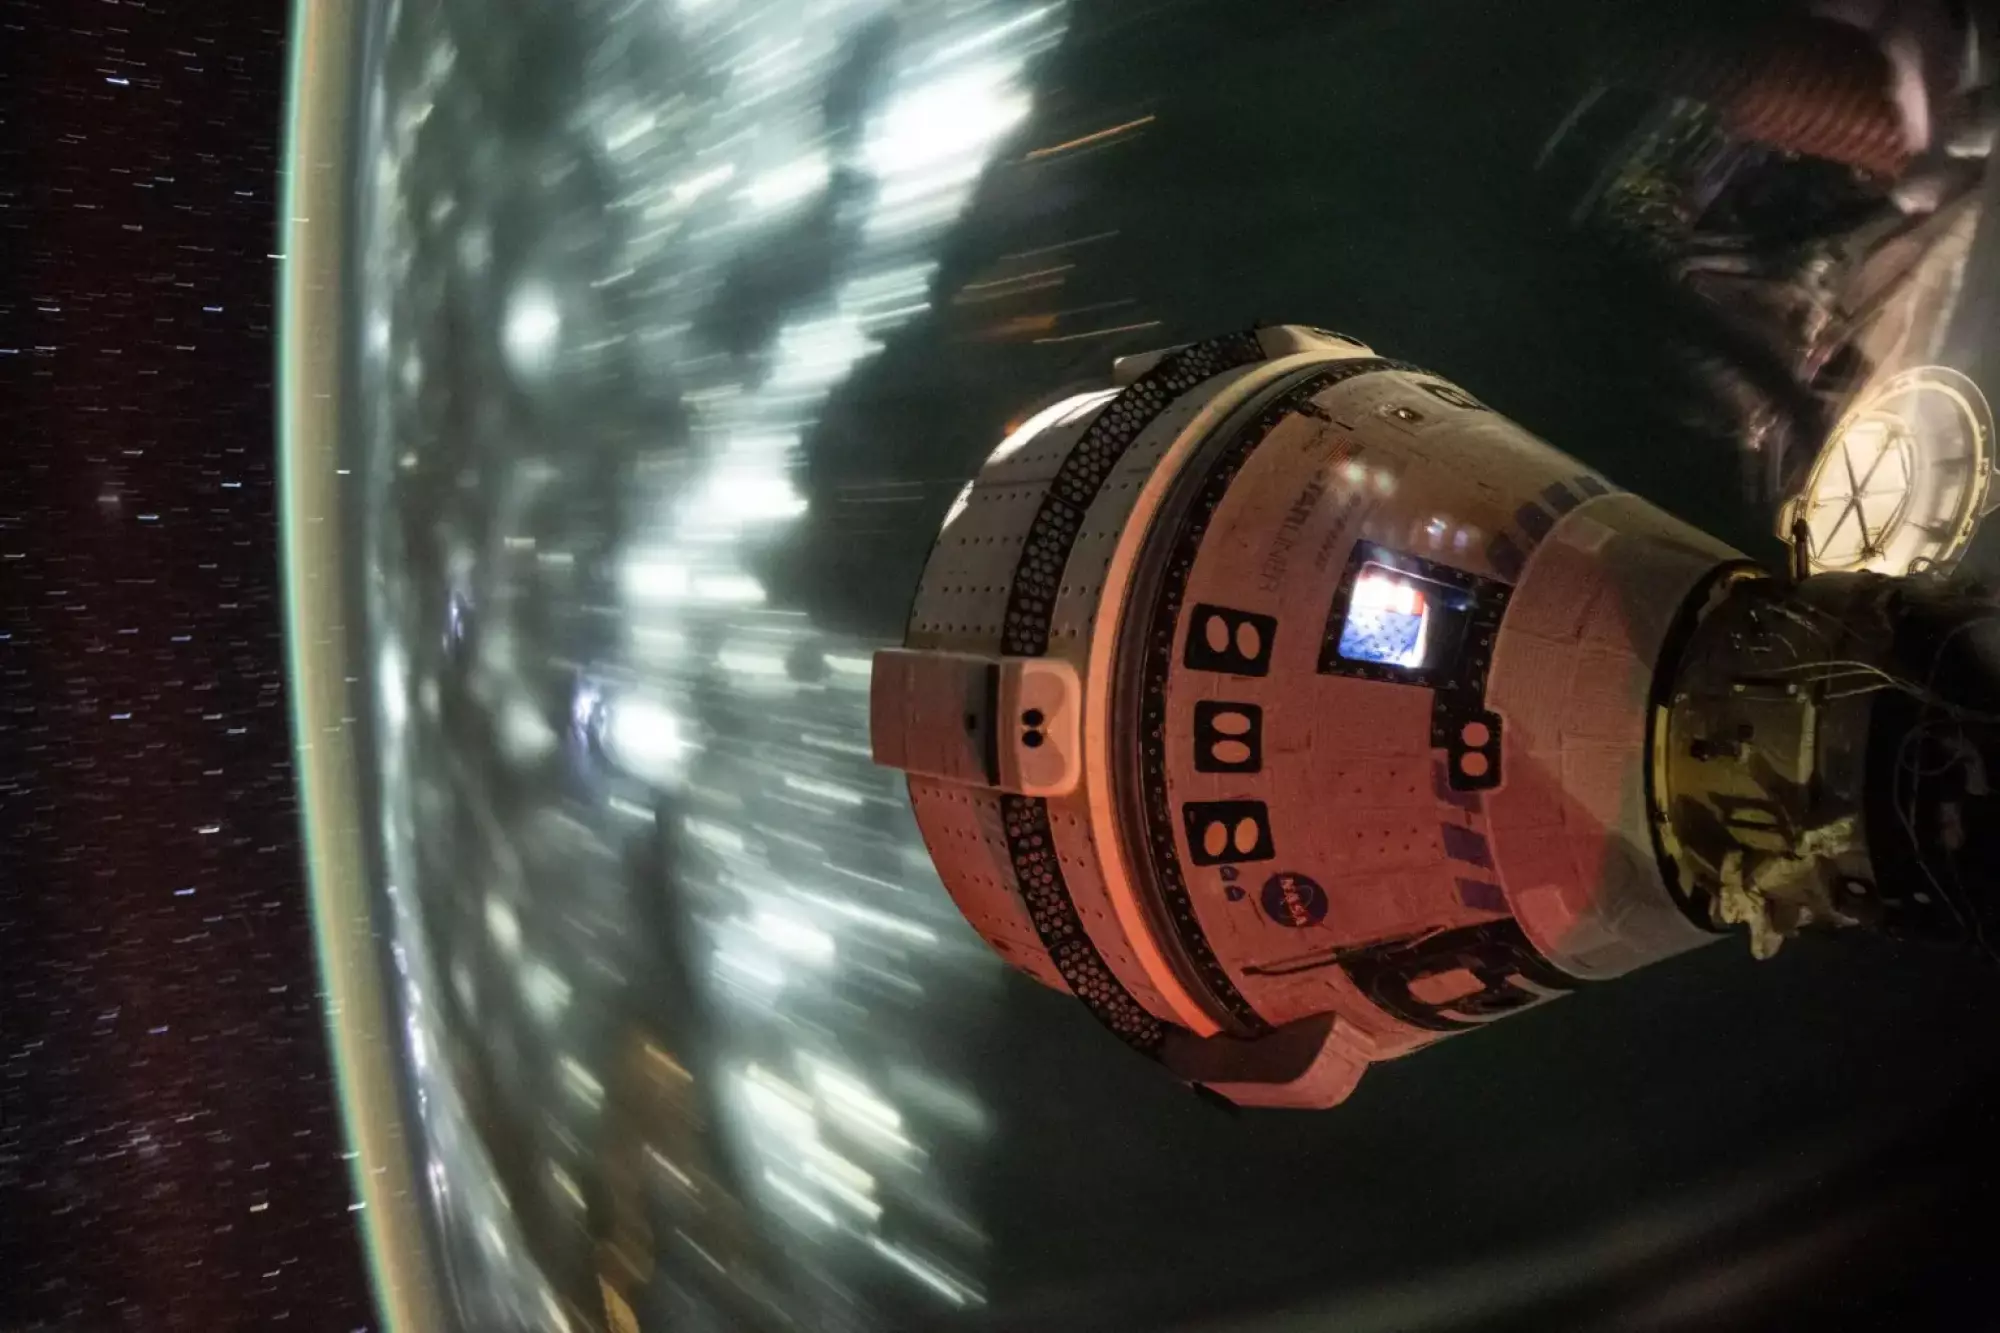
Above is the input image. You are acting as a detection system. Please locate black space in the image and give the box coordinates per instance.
[1,3,373,1328]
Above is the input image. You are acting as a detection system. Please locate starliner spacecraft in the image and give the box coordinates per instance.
[869,324,2000,1109]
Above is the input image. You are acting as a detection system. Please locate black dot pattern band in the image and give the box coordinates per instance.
[1136,359,1425,1037]
[1000,794,1165,1054]
[992,332,1268,1055]
[1000,331,1267,657]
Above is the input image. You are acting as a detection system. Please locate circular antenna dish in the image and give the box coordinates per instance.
[1786,366,1996,575]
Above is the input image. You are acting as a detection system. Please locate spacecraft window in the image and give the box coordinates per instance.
[1336,562,1470,673]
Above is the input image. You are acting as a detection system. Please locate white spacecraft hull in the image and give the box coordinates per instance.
[874,327,1747,1107]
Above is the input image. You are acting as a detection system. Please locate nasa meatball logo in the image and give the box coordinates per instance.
[1260,872,1328,928]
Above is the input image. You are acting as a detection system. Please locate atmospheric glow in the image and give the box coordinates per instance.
[864,63,1030,180]
[686,468,809,529]
[620,556,689,603]
[670,162,736,207]
[766,1170,840,1226]
[521,960,572,1022]
[376,640,409,735]
[502,286,561,368]
[869,1238,979,1306]
[742,152,832,212]
[483,897,521,956]
[603,695,687,785]
[751,910,836,963]
[341,0,1068,1321]
[768,313,881,393]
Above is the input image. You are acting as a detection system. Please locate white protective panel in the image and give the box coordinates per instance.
[1485,493,1740,979]
[908,779,1069,993]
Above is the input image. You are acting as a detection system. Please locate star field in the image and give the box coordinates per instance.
[1,3,374,1327]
